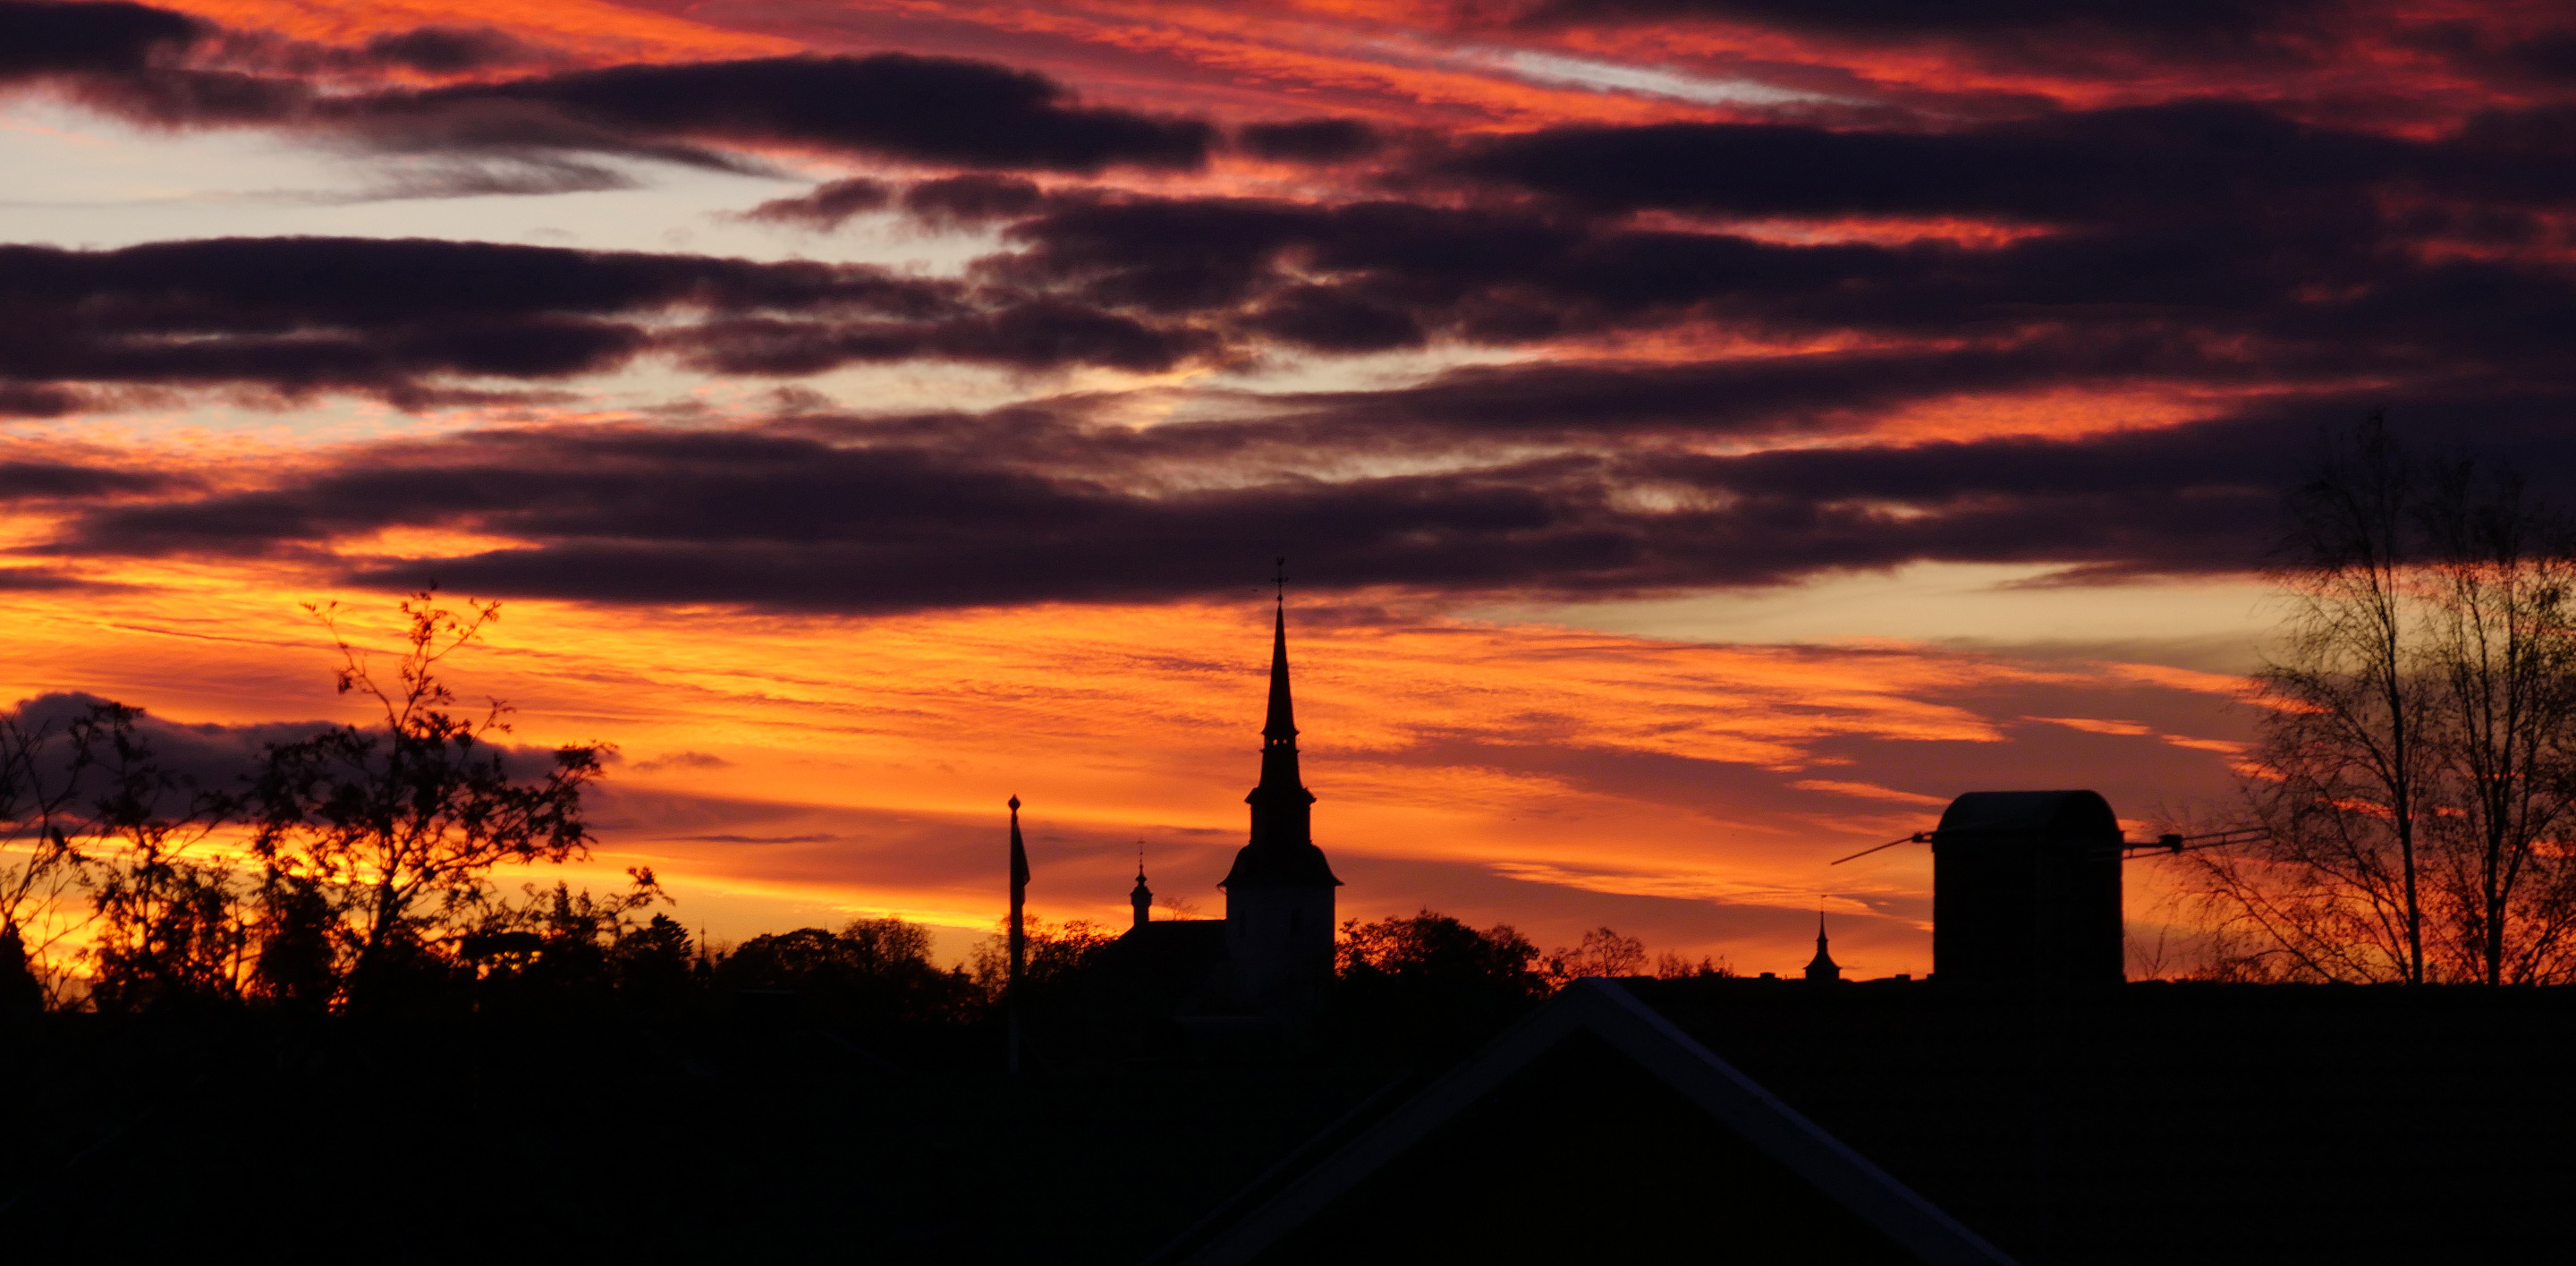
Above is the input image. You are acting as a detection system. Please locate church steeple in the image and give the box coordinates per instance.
[1220,561,1342,1023]
[1131,849,1153,931]
[1222,564,1339,889]
[1805,910,1842,982]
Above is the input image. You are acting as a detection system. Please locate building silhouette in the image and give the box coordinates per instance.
[1804,912,1841,982]
[1932,790,2123,989]
[1219,598,1342,1019]
[1087,595,1343,1037]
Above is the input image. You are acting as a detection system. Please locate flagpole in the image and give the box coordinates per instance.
[1007,794,1027,1075]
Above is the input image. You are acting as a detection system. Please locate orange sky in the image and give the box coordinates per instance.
[16,0,2514,981]
[0,546,2252,975]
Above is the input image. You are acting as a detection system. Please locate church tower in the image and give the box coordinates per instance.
[1221,583,1342,1020]
[1805,912,1843,983]
[1131,857,1154,932]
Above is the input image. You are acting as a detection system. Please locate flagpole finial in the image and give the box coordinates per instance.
[1008,794,1021,812]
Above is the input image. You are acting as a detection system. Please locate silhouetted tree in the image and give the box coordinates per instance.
[250,874,336,1011]
[0,924,38,1018]
[2206,415,2436,981]
[1545,926,1647,984]
[1653,950,1733,979]
[613,913,696,1014]
[2199,417,2576,982]
[459,871,667,1017]
[970,917,1113,1007]
[245,592,609,1010]
[1332,911,1547,1057]
[0,698,128,1003]
[2414,465,2576,982]
[734,916,980,1028]
[80,705,245,1013]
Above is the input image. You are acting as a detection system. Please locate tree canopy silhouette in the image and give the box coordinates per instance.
[243,592,610,1010]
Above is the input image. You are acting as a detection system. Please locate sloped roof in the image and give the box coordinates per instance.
[1217,838,1341,888]
[1149,979,2017,1266]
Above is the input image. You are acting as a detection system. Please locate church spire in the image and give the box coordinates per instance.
[1223,560,1340,890]
[1264,557,1296,750]
[1263,598,1297,749]
[1131,845,1153,931]
[1805,909,1842,983]
[1256,558,1303,798]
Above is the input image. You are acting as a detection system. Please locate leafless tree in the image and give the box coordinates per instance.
[2223,415,2434,981]
[1546,926,1647,983]
[2415,466,2576,983]
[2198,417,2576,982]
[1653,950,1732,979]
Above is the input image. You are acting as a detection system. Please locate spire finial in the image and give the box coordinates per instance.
[1274,556,1286,606]
[1008,794,1021,813]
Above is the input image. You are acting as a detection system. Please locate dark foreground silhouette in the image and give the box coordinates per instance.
[13,965,2576,1265]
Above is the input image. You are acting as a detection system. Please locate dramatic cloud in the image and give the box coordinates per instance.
[1236,117,1382,163]
[363,53,1216,174]
[30,406,2330,612]
[0,1,203,78]
[0,457,180,500]
[2,5,1212,174]
[1448,102,2576,223]
[0,236,1217,406]
[1504,0,2327,41]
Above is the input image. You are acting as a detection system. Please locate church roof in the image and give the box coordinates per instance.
[1088,919,1238,1017]
[1219,840,1342,888]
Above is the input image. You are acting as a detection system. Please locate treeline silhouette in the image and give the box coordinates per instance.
[0,590,1724,1264]
[0,591,1715,1049]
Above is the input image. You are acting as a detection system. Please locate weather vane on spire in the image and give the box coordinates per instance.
[1274,556,1287,606]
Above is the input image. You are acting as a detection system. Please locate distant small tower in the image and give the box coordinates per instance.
[1805,912,1842,983]
[1131,852,1154,932]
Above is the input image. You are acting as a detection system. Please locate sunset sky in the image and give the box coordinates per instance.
[4,0,2572,976]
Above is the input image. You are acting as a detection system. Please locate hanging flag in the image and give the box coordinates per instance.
[1009,794,1031,892]
[1007,795,1029,987]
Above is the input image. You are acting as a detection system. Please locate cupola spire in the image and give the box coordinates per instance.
[1264,557,1296,750]
[1805,908,1842,983]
